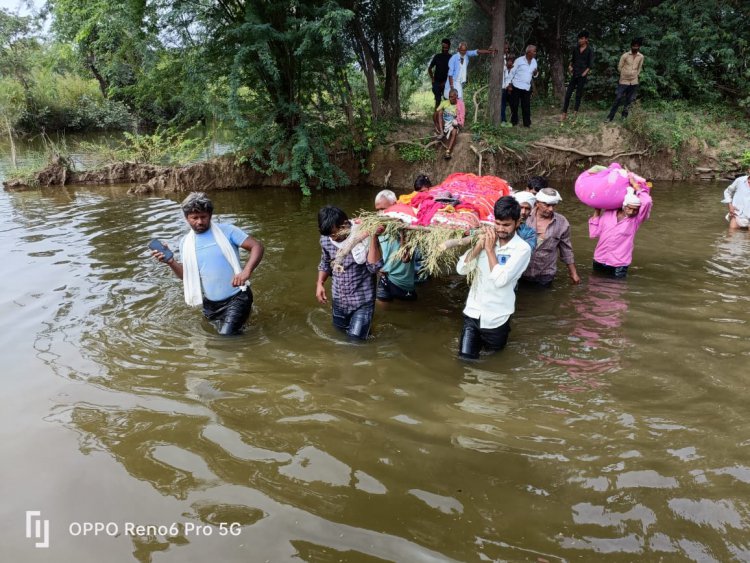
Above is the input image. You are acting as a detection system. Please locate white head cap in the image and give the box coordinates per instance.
[623,187,641,208]
[536,188,562,205]
[512,191,536,207]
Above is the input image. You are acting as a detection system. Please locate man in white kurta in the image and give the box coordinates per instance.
[456,196,531,359]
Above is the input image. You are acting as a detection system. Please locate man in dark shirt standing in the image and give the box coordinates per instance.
[428,38,452,108]
[560,30,593,123]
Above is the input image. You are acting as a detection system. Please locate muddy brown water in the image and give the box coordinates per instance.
[1,176,749,562]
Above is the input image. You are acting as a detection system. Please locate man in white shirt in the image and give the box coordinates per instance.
[508,44,538,127]
[456,196,532,360]
[722,168,750,229]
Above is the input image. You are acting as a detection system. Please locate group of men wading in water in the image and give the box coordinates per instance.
[164,162,750,359]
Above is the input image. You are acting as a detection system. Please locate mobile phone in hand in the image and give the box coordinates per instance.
[148,238,174,263]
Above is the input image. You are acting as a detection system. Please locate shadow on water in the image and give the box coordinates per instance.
[2,178,750,561]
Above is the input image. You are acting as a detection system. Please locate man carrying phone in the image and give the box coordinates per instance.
[151,192,264,335]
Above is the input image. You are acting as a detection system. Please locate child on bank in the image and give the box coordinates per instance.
[316,206,383,340]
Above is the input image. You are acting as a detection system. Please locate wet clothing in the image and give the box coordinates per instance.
[589,191,652,268]
[203,288,253,335]
[457,234,531,329]
[332,300,375,340]
[456,233,530,359]
[377,235,416,300]
[458,315,511,360]
[592,260,629,279]
[376,274,417,301]
[522,212,575,284]
[179,223,248,302]
[722,175,750,227]
[517,223,537,250]
[319,234,382,340]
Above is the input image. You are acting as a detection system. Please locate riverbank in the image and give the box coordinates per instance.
[3,105,748,192]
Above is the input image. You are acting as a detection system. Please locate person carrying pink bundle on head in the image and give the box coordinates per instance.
[589,184,652,278]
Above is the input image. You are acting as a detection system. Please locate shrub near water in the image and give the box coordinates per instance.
[77,126,208,168]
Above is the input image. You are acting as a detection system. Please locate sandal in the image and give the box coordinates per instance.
[443,149,452,160]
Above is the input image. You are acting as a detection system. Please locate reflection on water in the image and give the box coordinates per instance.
[2,181,750,562]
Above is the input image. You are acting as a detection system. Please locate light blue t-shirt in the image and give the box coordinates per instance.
[379,235,416,291]
[180,223,248,302]
[443,50,479,99]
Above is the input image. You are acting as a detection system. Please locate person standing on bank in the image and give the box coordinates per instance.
[606,38,644,122]
[560,30,594,123]
[151,192,265,335]
[444,41,498,100]
[521,188,581,287]
[500,53,515,127]
[456,196,531,360]
[508,45,539,128]
[428,38,452,109]
[589,186,653,278]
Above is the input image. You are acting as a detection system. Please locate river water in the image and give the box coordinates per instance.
[1,161,749,562]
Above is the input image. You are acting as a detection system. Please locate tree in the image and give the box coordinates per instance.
[0,77,26,168]
[474,0,506,125]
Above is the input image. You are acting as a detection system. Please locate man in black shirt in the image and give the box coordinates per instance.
[560,30,594,123]
[428,38,452,108]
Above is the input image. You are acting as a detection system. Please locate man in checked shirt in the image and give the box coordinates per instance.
[316,206,383,340]
[521,188,581,287]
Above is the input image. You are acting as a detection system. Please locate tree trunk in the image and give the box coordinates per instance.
[351,20,382,120]
[382,44,401,118]
[487,0,507,126]
[546,8,566,102]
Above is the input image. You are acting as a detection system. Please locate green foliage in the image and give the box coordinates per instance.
[77,126,208,167]
[0,76,26,125]
[398,142,433,163]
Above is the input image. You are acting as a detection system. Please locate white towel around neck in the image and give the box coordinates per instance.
[181,223,245,307]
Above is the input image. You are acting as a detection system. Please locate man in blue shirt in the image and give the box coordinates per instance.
[444,41,498,100]
[512,191,537,250]
[508,44,539,127]
[152,192,265,335]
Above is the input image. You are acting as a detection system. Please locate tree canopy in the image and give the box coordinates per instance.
[1,1,747,189]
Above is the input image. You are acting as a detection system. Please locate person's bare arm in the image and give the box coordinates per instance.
[232,235,265,287]
[151,245,184,280]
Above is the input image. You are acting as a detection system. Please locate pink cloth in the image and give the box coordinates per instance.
[456,99,465,127]
[589,191,652,266]
[416,201,444,226]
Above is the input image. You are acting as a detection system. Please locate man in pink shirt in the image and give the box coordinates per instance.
[589,186,652,278]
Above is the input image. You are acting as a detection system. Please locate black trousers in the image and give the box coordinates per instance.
[510,87,532,127]
[562,76,587,113]
[458,315,512,360]
[607,84,639,120]
[202,289,253,335]
[593,259,629,278]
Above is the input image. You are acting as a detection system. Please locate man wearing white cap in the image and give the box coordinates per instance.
[722,169,750,229]
[521,187,581,286]
[589,186,653,278]
[512,191,537,250]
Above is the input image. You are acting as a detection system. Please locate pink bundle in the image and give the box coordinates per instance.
[574,163,648,210]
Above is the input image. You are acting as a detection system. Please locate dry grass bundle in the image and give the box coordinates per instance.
[342,210,483,278]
